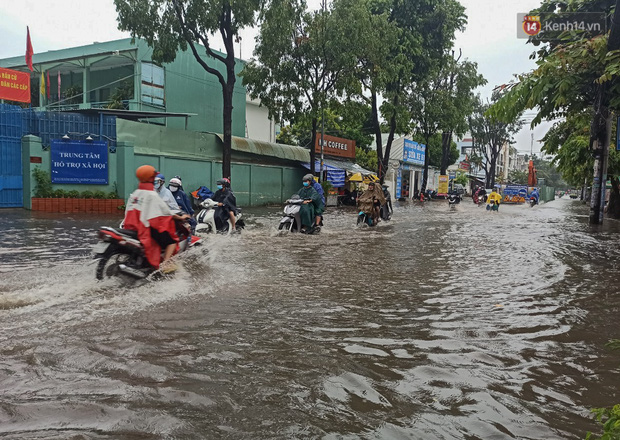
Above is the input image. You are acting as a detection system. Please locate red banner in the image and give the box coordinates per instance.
[0,67,30,103]
[315,134,356,159]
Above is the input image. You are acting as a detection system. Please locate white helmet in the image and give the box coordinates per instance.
[169,177,182,187]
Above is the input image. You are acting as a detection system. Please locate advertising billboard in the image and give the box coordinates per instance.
[51,139,109,184]
[314,134,356,159]
[0,67,30,103]
[403,139,425,166]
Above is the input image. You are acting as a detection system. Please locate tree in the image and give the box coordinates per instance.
[114,0,262,180]
[242,0,355,175]
[490,0,620,220]
[335,0,466,183]
[508,169,528,185]
[469,93,522,188]
[410,52,485,193]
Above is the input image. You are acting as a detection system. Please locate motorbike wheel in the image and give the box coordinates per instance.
[278,221,292,232]
[96,250,135,283]
[357,214,366,226]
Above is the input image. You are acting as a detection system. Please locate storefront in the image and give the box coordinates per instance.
[394,139,425,199]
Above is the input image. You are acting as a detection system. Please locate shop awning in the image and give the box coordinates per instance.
[215,134,310,162]
[302,160,346,187]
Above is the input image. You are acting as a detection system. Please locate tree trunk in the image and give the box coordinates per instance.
[382,104,398,184]
[421,135,430,195]
[222,83,234,180]
[589,111,611,224]
[309,117,318,175]
[487,153,497,188]
[371,89,383,179]
[440,131,452,175]
[607,176,620,218]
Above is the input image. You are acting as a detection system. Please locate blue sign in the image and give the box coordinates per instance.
[51,139,109,184]
[403,139,425,166]
[449,172,456,180]
[396,168,402,199]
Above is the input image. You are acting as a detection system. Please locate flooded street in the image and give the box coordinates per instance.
[1,197,620,439]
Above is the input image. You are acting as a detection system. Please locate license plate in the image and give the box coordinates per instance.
[93,242,110,255]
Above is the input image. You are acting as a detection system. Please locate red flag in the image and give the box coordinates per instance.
[25,26,33,72]
[57,71,61,100]
[46,71,50,99]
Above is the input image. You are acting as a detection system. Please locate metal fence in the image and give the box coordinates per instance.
[0,104,117,207]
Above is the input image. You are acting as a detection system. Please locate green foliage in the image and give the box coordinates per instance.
[469,93,523,188]
[52,189,67,198]
[320,180,333,196]
[67,190,81,198]
[64,84,83,105]
[508,169,528,185]
[412,133,458,168]
[355,147,378,172]
[114,0,263,178]
[80,190,94,199]
[107,80,134,109]
[454,172,469,186]
[92,190,107,199]
[32,168,53,198]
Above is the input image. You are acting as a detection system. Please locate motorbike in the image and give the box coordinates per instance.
[94,219,201,282]
[195,198,244,235]
[473,193,486,206]
[380,188,392,221]
[528,196,538,207]
[278,194,321,234]
[448,192,460,209]
[357,210,377,227]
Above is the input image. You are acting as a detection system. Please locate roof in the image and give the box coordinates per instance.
[215,134,310,162]
[69,108,197,120]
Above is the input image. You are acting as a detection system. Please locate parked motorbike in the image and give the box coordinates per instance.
[278,194,321,234]
[195,198,244,235]
[380,187,392,221]
[94,219,201,282]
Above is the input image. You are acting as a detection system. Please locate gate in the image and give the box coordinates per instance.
[0,104,24,207]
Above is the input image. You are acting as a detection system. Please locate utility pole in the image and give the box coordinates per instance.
[589,0,620,224]
[319,0,326,183]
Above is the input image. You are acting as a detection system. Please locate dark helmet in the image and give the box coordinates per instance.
[302,173,314,182]
[216,177,231,188]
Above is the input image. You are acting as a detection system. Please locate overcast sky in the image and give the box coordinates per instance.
[0,0,550,154]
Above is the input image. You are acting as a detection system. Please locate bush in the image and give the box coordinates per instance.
[67,190,80,198]
[32,168,53,198]
[92,190,107,199]
[53,189,67,198]
[80,190,94,199]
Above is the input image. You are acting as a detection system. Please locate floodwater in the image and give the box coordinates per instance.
[1,197,619,439]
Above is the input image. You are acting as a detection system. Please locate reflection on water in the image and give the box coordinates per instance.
[1,198,620,439]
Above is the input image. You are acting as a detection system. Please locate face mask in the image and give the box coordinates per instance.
[217,185,223,190]
[154,181,162,189]
[169,186,178,192]
[303,182,310,187]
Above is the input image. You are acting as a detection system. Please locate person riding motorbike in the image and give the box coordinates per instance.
[529,188,540,206]
[310,175,325,227]
[357,181,386,226]
[123,165,190,274]
[486,188,502,212]
[168,176,196,233]
[154,173,180,211]
[212,178,238,231]
[297,174,323,233]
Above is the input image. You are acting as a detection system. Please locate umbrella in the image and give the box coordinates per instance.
[348,172,363,182]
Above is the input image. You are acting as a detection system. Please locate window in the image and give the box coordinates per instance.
[141,62,165,107]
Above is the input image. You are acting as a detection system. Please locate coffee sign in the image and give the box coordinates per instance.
[314,135,356,159]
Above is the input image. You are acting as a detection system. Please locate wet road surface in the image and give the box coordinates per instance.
[1,197,620,439]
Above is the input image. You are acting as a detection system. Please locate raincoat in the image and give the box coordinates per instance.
[156,185,180,211]
[312,181,325,216]
[297,185,322,228]
[123,182,179,268]
[486,191,501,205]
[357,185,386,215]
[212,188,238,230]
